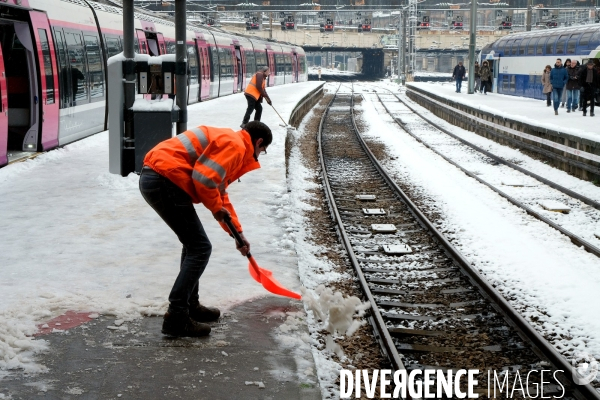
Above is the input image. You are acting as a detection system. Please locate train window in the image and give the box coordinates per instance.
[579,32,593,48]
[209,45,218,82]
[555,34,568,55]
[245,50,256,79]
[188,44,198,85]
[53,29,69,108]
[167,41,176,54]
[218,47,233,78]
[527,37,538,55]
[536,37,547,55]
[38,29,55,105]
[65,32,89,105]
[511,39,521,56]
[84,35,104,100]
[499,39,509,54]
[105,36,121,58]
[255,51,267,71]
[567,34,579,54]
[502,75,509,90]
[545,35,558,55]
[510,75,515,91]
[519,38,529,55]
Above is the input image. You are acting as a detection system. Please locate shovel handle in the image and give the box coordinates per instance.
[270,104,288,126]
[223,215,251,258]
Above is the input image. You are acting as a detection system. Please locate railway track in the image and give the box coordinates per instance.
[317,83,600,398]
[362,85,600,260]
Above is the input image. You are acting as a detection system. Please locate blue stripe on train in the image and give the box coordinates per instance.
[497,73,547,101]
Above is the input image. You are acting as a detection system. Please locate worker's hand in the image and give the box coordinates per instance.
[213,207,230,222]
[235,232,250,256]
[266,98,272,106]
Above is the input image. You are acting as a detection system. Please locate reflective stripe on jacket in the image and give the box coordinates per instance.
[244,72,266,101]
[143,126,260,233]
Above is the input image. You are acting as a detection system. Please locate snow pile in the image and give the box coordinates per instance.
[272,310,316,386]
[303,285,370,358]
[131,98,174,112]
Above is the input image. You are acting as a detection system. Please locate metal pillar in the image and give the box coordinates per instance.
[269,12,273,39]
[123,0,135,112]
[402,9,407,84]
[408,0,417,79]
[526,0,533,31]
[468,0,477,94]
[175,0,187,134]
[397,11,402,84]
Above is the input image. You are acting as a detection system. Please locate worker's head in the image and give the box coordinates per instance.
[244,121,272,160]
[587,60,595,69]
[259,66,270,76]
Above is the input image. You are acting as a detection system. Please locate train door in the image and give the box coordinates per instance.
[31,12,60,151]
[266,50,275,86]
[136,30,148,54]
[487,59,498,92]
[234,46,243,92]
[199,45,210,100]
[292,52,298,83]
[156,33,167,54]
[187,43,199,103]
[0,43,7,166]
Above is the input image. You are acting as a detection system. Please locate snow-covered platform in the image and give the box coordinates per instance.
[407,82,600,182]
[0,82,324,398]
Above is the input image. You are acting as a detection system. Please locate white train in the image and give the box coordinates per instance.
[479,25,600,99]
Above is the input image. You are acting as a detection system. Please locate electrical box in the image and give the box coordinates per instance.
[136,60,175,95]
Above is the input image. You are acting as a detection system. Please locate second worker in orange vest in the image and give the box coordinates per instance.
[241,67,272,128]
[140,121,272,338]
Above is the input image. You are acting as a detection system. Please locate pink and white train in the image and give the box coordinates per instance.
[0,0,307,167]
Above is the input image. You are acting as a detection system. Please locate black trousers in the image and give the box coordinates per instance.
[582,87,595,114]
[242,95,263,124]
[139,168,212,313]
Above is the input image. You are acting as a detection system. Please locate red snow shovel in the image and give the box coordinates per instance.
[224,216,302,300]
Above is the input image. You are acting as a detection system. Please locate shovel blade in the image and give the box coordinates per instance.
[248,257,301,300]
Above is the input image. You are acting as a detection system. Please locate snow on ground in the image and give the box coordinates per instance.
[410,81,600,142]
[351,81,600,366]
[0,83,322,375]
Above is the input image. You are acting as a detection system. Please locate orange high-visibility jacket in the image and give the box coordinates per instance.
[244,72,268,101]
[144,126,260,233]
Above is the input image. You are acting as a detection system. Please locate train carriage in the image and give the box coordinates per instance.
[0,0,308,168]
[479,25,600,100]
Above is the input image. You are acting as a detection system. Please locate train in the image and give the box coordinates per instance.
[479,25,600,101]
[0,0,308,168]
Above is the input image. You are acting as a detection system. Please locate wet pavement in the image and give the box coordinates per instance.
[0,298,320,400]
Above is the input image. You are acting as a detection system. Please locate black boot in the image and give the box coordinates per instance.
[162,310,211,337]
[189,301,221,323]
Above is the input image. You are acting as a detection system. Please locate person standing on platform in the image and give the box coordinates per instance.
[566,59,581,113]
[550,58,568,115]
[542,65,552,106]
[474,61,481,93]
[241,67,272,129]
[140,122,272,337]
[479,61,492,95]
[452,61,466,93]
[578,60,599,117]
[560,59,572,108]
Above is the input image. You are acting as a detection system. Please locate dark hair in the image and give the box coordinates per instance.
[556,58,562,62]
[258,66,269,72]
[245,121,273,147]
